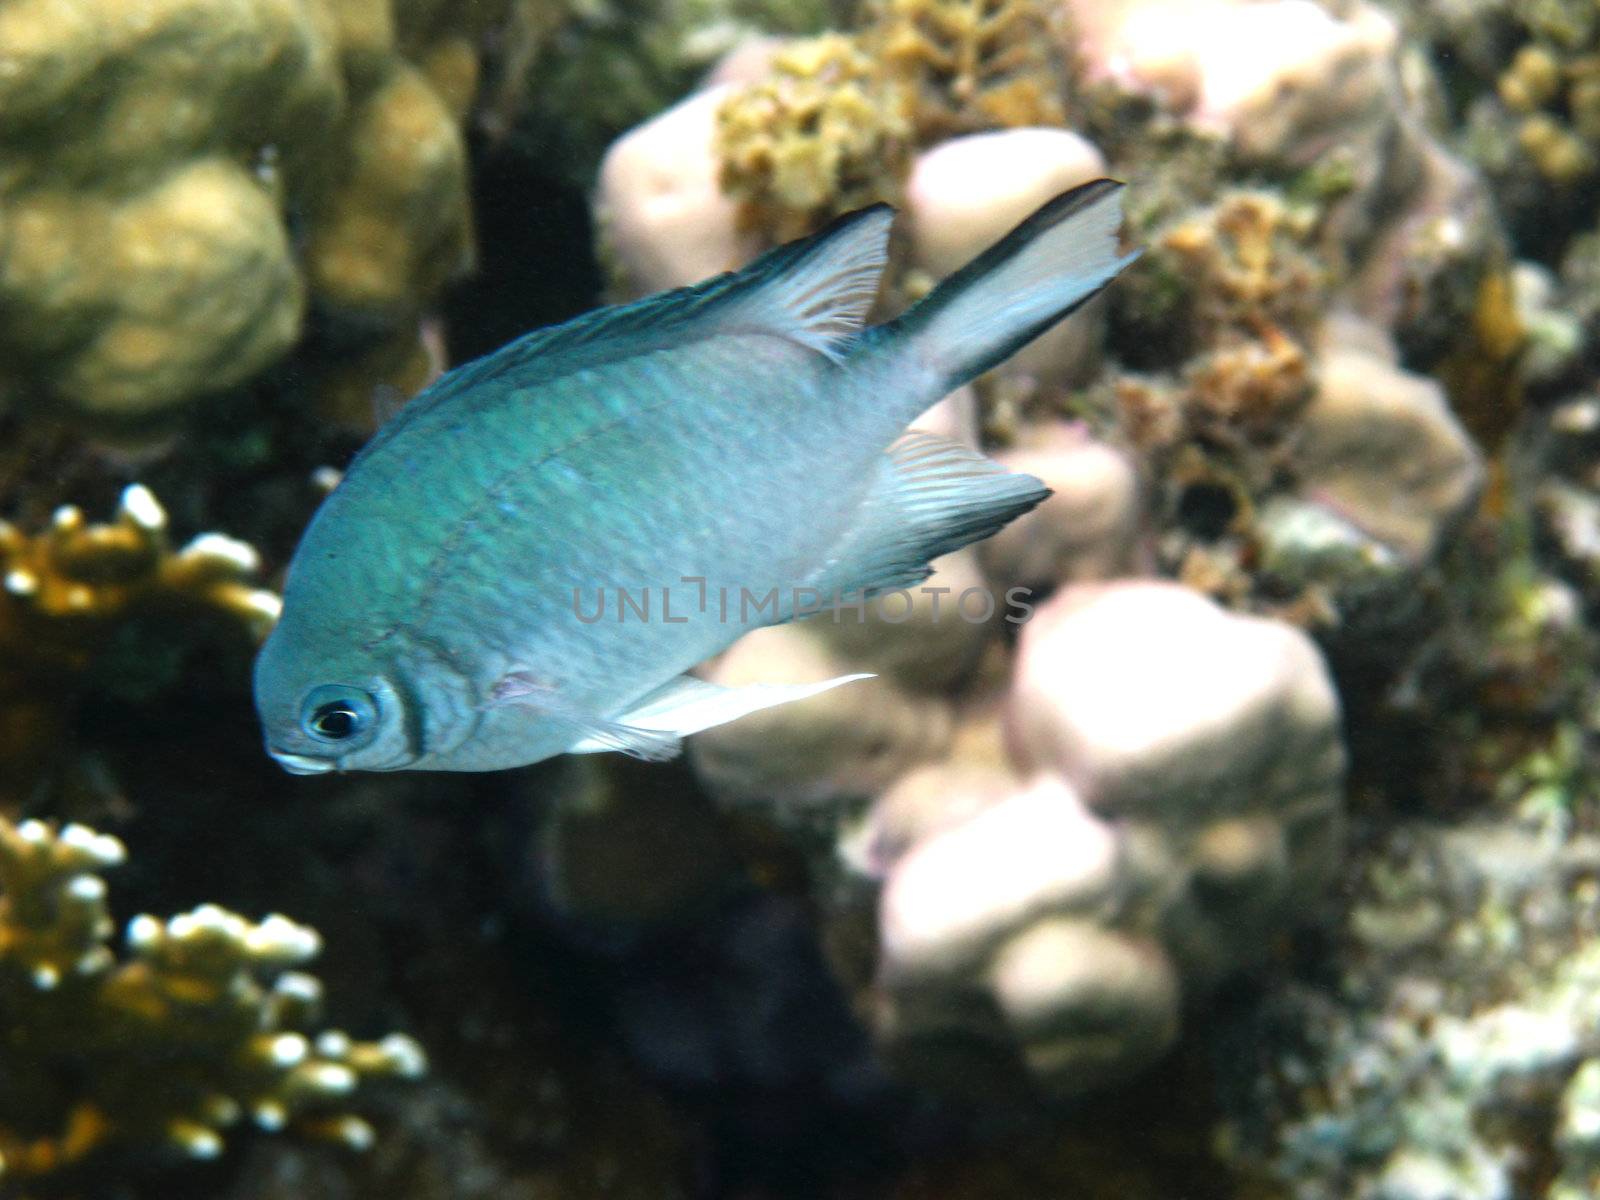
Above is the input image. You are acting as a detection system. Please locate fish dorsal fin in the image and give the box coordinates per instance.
[356,205,896,460]
[714,203,894,361]
[431,204,895,401]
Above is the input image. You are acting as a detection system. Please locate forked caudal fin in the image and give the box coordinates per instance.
[871,178,1139,393]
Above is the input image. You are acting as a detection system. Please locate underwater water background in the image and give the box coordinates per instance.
[1,0,1599,1197]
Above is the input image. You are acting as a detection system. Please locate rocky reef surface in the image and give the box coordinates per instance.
[0,0,1597,1196]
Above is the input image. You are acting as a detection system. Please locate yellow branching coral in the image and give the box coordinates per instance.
[868,0,1069,142]
[715,0,1070,244]
[0,488,279,641]
[0,486,278,813]
[717,34,915,243]
[0,816,424,1186]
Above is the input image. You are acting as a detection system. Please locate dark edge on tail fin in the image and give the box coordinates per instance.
[870,178,1128,383]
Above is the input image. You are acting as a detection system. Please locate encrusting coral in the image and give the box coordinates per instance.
[1219,819,1600,1200]
[0,485,278,814]
[0,816,424,1187]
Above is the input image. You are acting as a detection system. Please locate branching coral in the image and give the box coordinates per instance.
[0,485,278,814]
[0,816,424,1187]
[714,0,1067,243]
[867,0,1069,142]
[716,34,915,242]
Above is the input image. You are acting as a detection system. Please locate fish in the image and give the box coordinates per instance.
[253,178,1139,775]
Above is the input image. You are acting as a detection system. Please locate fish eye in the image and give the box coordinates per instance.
[300,686,378,745]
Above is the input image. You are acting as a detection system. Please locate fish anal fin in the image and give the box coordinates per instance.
[808,431,1050,601]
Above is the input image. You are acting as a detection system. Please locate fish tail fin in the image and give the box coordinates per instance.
[873,178,1138,393]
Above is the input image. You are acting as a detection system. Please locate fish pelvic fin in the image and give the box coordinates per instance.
[488,671,683,761]
[567,721,684,762]
[491,671,874,762]
[867,178,1139,391]
[573,672,874,751]
[808,431,1051,598]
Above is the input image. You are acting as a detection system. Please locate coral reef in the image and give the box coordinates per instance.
[601,0,1503,645]
[2,0,1596,1188]
[1068,0,1400,166]
[867,0,1070,143]
[598,85,768,297]
[976,422,1142,590]
[709,0,1070,243]
[1395,0,1600,275]
[0,815,423,1186]
[872,582,1344,1099]
[484,0,842,191]
[597,0,1075,265]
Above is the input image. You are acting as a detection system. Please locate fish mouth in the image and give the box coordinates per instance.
[269,749,338,776]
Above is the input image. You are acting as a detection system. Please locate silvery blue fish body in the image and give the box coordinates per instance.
[254,180,1138,774]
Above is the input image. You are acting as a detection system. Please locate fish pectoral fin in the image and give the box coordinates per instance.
[805,431,1051,601]
[599,672,876,740]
